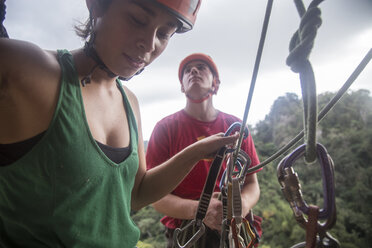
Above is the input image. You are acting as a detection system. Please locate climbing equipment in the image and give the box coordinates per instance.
[173,122,248,248]
[277,143,340,248]
[155,0,202,33]
[286,0,323,164]
[178,53,221,103]
[232,0,274,167]
[244,47,372,175]
[277,144,336,220]
[218,146,259,248]
[178,53,220,89]
[202,0,371,246]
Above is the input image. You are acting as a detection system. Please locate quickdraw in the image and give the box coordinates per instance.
[219,152,259,248]
[229,178,258,248]
[218,124,262,248]
[173,122,248,248]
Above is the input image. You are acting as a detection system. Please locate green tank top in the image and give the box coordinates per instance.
[0,50,140,247]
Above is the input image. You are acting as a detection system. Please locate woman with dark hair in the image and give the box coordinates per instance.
[0,0,240,246]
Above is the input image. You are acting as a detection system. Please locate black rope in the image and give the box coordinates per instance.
[0,0,9,38]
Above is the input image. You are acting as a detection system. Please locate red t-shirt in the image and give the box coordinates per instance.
[146,110,260,229]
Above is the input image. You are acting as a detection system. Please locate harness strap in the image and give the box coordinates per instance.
[305,205,319,248]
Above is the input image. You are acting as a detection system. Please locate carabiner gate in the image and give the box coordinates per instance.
[173,220,206,248]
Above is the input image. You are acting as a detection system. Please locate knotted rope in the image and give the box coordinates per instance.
[286,0,324,163]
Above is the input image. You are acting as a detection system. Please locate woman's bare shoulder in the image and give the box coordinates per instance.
[0,38,60,82]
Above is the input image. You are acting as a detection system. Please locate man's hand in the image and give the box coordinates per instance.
[203,192,223,231]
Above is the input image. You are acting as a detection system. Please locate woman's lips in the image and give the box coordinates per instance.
[124,53,145,69]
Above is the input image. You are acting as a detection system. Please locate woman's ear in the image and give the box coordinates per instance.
[86,0,104,19]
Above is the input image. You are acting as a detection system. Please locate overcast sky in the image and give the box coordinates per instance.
[4,0,372,140]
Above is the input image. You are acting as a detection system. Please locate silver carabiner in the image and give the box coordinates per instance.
[173,219,206,248]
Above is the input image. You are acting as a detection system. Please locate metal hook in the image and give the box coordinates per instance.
[318,231,340,248]
[277,143,336,220]
[173,220,206,248]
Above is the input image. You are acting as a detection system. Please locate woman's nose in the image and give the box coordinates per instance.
[137,31,156,53]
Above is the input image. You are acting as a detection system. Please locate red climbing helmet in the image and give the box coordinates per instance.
[154,0,202,33]
[178,53,220,94]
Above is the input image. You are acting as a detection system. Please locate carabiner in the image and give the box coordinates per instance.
[230,218,257,248]
[224,122,249,139]
[318,231,340,248]
[277,143,336,220]
[219,219,230,248]
[289,231,340,248]
[231,218,242,248]
[219,150,251,191]
[173,219,206,248]
[241,218,257,248]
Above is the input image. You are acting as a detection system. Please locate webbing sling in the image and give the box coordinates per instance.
[173,122,248,248]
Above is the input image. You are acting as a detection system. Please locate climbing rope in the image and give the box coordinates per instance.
[245,47,372,174]
[0,0,8,38]
[286,0,323,163]
[233,0,274,166]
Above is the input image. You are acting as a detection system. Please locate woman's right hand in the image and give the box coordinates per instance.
[191,132,239,160]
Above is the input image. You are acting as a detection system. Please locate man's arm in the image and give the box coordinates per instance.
[152,194,198,220]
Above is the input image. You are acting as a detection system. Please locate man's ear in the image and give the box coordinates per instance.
[86,0,104,18]
[213,78,220,95]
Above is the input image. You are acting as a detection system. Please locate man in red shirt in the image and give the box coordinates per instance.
[146,53,261,247]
